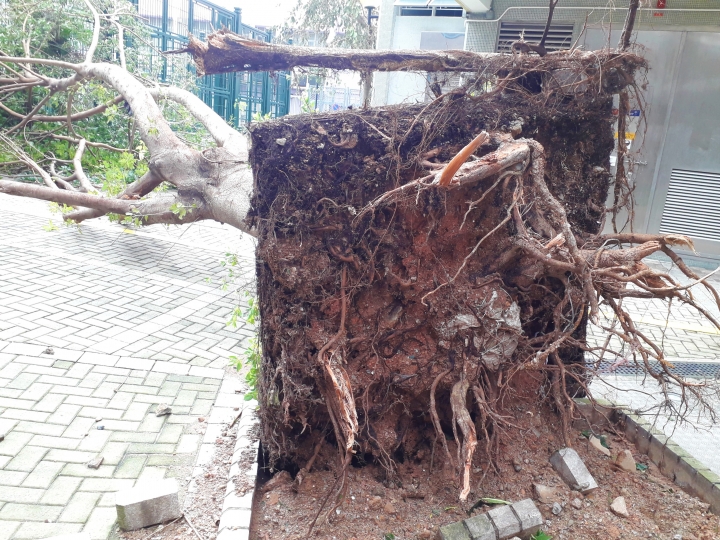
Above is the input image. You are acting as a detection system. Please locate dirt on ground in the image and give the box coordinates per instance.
[250,395,720,540]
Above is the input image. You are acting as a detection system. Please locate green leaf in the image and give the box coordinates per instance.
[531,531,553,540]
[383,534,395,540]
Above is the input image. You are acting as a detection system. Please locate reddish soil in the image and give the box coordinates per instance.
[250,398,720,540]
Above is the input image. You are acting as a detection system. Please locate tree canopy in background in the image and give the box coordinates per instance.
[279,0,374,50]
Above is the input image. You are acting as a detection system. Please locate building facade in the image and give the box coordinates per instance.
[372,0,720,262]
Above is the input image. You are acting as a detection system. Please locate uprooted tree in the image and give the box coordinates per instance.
[2,0,720,520]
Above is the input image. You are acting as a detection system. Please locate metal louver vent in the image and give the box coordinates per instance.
[496,23,574,53]
[659,169,720,242]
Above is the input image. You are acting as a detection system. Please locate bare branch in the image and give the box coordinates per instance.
[82,0,102,63]
[72,139,95,192]
[149,86,244,150]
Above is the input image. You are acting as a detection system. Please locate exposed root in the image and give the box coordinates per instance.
[450,378,477,501]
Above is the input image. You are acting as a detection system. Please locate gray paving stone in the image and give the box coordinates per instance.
[0,503,62,522]
[40,477,82,505]
[464,512,495,540]
[439,521,471,540]
[12,522,82,540]
[550,448,598,493]
[115,479,181,531]
[487,505,520,539]
[22,462,65,489]
[5,447,49,472]
[59,492,102,524]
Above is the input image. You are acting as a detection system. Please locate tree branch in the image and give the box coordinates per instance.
[0,178,132,212]
[149,86,244,150]
[179,29,641,76]
[82,0,101,63]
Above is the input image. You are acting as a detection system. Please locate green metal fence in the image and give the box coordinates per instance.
[132,0,290,127]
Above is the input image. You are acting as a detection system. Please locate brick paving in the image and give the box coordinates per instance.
[0,194,255,540]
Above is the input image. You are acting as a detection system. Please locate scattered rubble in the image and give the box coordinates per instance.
[533,484,556,504]
[589,436,611,457]
[616,449,636,472]
[610,496,630,518]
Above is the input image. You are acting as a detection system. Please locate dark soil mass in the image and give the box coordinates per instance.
[247,84,618,484]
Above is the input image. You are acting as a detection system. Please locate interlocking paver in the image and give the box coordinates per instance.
[0,195,247,539]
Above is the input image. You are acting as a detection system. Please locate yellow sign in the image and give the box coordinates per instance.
[614,132,636,140]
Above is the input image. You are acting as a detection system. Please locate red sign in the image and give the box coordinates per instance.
[654,0,666,16]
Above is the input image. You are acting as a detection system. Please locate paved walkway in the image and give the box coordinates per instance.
[587,257,720,475]
[0,194,255,540]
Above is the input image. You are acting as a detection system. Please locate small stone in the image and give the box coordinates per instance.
[0,433,5,442]
[418,531,432,539]
[95,417,102,422]
[198,417,205,422]
[383,502,397,515]
[610,496,629,518]
[87,457,104,469]
[571,498,583,510]
[616,449,636,472]
[276,138,287,146]
[260,470,291,493]
[43,347,54,355]
[589,436,611,456]
[534,484,557,504]
[368,496,383,510]
[672,535,682,540]
[96,425,105,430]
[512,456,522,472]
[552,502,562,515]
[155,404,172,417]
[267,492,279,506]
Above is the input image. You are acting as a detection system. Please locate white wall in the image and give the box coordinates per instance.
[373,7,465,106]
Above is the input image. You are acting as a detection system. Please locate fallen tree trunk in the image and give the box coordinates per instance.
[180,29,640,78]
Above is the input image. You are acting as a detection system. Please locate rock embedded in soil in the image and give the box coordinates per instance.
[571,498,583,510]
[552,502,563,515]
[616,449,636,472]
[368,496,383,510]
[589,436,611,456]
[550,448,598,493]
[534,484,557,504]
[383,502,397,515]
[610,496,630,518]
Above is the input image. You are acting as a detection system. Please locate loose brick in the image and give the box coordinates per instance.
[115,478,181,531]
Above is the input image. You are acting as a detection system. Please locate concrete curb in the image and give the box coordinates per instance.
[216,400,260,540]
[575,398,720,514]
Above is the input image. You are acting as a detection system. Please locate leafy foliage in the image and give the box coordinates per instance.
[281,0,374,50]
[0,0,223,202]
[531,531,553,540]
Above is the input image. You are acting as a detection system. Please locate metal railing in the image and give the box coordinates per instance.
[132,0,289,127]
